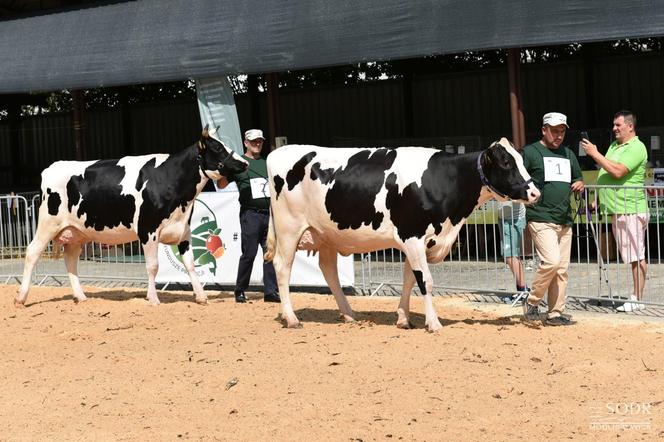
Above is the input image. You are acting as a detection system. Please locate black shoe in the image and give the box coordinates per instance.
[544,315,576,326]
[522,301,540,322]
[263,292,281,303]
[235,292,247,303]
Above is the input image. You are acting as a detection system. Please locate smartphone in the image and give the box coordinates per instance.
[579,131,589,157]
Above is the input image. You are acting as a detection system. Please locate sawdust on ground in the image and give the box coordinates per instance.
[1,285,663,441]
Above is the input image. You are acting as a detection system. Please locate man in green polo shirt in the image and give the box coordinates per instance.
[582,110,648,312]
[217,129,280,304]
[522,112,584,326]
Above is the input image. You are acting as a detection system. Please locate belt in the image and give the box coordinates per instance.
[244,208,270,214]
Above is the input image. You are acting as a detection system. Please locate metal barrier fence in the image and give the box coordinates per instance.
[359,185,664,310]
[3,185,664,312]
[0,195,146,287]
[0,195,33,283]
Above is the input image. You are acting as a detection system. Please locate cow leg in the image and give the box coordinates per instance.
[318,247,355,323]
[143,241,161,305]
[397,258,416,329]
[402,240,442,332]
[272,234,301,328]
[178,240,207,304]
[16,232,53,306]
[63,244,87,303]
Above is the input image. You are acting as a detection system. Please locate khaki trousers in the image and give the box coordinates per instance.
[526,221,573,318]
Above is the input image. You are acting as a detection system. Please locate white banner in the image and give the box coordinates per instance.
[156,192,355,287]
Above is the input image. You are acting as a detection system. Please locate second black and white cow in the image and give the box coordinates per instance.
[16,126,247,306]
[264,138,540,331]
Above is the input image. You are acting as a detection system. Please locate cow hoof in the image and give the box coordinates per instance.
[284,321,303,329]
[13,299,26,308]
[340,313,356,323]
[425,323,443,333]
[396,320,414,329]
[147,298,161,306]
[194,297,208,305]
[73,296,88,304]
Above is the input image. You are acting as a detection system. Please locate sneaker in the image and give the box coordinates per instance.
[503,287,530,304]
[544,315,576,326]
[263,292,281,303]
[522,301,540,322]
[501,295,516,304]
[504,293,526,305]
[616,301,645,312]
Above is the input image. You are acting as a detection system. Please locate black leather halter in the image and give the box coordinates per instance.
[197,153,212,179]
[476,150,533,199]
[198,149,234,180]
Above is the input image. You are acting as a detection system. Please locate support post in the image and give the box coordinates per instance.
[266,73,281,151]
[507,48,525,148]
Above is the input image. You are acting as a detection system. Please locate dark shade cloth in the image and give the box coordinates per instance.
[1,0,664,93]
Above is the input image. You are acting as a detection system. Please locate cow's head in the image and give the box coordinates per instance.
[478,138,540,204]
[197,125,248,179]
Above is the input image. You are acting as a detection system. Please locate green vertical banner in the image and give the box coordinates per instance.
[196,77,243,155]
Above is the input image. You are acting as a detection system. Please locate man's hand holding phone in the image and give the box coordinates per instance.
[580,131,598,158]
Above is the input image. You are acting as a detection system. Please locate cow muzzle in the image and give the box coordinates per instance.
[218,153,248,175]
[526,183,541,204]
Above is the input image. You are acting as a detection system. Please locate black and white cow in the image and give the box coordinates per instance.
[264,138,540,331]
[16,126,247,306]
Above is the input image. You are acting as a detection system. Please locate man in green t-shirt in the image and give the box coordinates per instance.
[217,129,280,304]
[522,112,584,326]
[582,110,648,312]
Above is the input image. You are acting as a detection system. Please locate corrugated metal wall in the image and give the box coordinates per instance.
[1,53,664,191]
[129,100,200,155]
[85,109,124,160]
[522,60,587,132]
[18,114,75,181]
[281,80,405,145]
[412,69,510,138]
[594,54,664,127]
[0,126,12,188]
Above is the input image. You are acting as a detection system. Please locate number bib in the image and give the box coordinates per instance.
[543,157,571,183]
[249,177,270,198]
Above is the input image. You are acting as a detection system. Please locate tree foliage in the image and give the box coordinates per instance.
[240,37,663,92]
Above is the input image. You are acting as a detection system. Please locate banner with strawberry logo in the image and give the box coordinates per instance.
[156,191,355,287]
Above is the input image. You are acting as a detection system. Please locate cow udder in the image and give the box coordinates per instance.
[297,229,321,255]
[54,227,88,245]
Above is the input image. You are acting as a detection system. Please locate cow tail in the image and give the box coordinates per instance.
[264,207,276,262]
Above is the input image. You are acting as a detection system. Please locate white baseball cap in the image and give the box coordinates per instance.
[244,129,265,141]
[542,112,568,128]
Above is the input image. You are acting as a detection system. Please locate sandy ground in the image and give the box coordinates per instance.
[1,285,663,442]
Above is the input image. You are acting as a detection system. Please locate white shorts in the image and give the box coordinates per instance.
[612,214,649,263]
